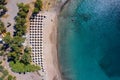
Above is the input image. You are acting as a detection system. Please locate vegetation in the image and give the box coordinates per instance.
[14,3,29,36]
[0,0,7,5]
[0,65,16,80]
[7,75,16,80]
[1,3,40,73]
[0,0,7,16]
[0,20,6,34]
[10,61,40,73]
[0,51,4,56]
[33,0,42,14]
[3,32,11,45]
[0,1,40,74]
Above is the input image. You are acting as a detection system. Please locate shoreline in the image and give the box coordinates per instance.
[41,11,62,80]
[42,0,71,80]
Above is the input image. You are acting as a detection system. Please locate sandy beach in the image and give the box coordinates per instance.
[40,11,61,80]
[36,0,69,80]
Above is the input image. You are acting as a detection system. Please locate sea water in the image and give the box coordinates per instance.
[58,0,120,80]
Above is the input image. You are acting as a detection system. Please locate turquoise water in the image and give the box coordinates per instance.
[58,0,120,80]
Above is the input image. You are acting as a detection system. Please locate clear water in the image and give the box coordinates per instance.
[58,0,120,80]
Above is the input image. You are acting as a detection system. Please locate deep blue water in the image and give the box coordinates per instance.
[58,0,120,80]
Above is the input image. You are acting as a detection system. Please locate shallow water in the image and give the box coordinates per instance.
[58,0,120,80]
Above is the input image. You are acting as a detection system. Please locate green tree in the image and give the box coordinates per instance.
[10,61,25,73]
[8,52,20,62]
[21,52,31,64]
[18,11,27,18]
[35,0,42,9]
[7,75,16,80]
[15,17,26,25]
[24,47,31,54]
[33,0,42,14]
[3,32,12,45]
[8,75,13,80]
[10,44,22,53]
[0,5,7,11]
[17,3,24,9]
[17,3,29,13]
[33,8,39,14]
[22,5,29,13]
[12,36,25,46]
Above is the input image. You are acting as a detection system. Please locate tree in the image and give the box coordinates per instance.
[17,3,29,13]
[35,0,42,9]
[22,5,29,13]
[33,0,42,14]
[7,75,13,80]
[18,11,27,18]
[21,52,31,64]
[8,52,20,62]
[12,36,25,46]
[33,8,39,14]
[10,44,22,53]
[17,3,24,9]
[24,47,31,54]
[3,32,12,45]
[15,17,26,25]
[10,61,25,73]
[14,24,27,36]
[7,75,16,80]
[0,5,7,11]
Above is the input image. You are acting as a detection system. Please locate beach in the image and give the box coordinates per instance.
[41,11,62,80]
[0,0,69,80]
[38,0,69,80]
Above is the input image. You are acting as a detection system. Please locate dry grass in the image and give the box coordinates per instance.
[2,14,9,19]
[42,0,57,10]
[26,1,36,32]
